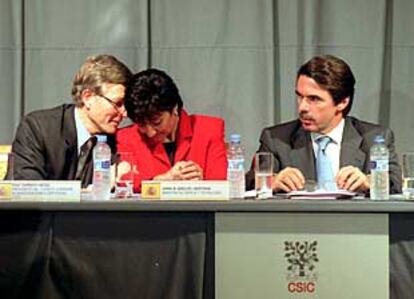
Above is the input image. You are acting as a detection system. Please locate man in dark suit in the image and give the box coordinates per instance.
[8,54,132,187]
[246,55,402,193]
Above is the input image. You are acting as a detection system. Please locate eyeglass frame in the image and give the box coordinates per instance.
[97,93,126,113]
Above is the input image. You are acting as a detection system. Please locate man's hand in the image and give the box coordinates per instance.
[155,161,203,181]
[271,167,305,192]
[336,166,370,192]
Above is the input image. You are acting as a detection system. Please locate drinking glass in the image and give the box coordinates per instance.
[114,152,135,198]
[304,179,317,192]
[402,152,414,199]
[255,152,273,199]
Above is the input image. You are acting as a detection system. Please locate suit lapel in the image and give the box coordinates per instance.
[174,110,192,163]
[286,118,366,180]
[174,139,191,163]
[340,118,366,169]
[289,126,317,180]
[151,144,171,167]
[62,105,79,179]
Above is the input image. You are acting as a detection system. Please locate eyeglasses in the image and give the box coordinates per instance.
[98,94,125,113]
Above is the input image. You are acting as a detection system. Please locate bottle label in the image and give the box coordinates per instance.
[370,159,389,172]
[228,159,244,171]
[94,160,111,171]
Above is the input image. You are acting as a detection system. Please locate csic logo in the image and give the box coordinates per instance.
[284,240,319,294]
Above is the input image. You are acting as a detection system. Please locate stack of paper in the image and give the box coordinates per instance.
[286,189,356,199]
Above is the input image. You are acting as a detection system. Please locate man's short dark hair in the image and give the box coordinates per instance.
[297,55,355,116]
[125,68,183,124]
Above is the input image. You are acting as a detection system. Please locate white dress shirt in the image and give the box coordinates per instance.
[74,107,93,155]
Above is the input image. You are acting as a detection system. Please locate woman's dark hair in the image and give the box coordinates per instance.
[125,68,183,124]
[297,55,355,116]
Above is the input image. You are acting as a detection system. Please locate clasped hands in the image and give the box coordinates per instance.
[272,166,370,193]
[154,160,203,181]
[104,160,202,189]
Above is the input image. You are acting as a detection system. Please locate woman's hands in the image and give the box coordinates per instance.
[154,160,203,181]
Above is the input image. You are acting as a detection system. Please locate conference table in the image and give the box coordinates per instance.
[0,197,412,299]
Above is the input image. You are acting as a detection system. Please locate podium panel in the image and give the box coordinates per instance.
[216,213,388,299]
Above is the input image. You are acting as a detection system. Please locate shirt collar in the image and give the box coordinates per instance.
[311,118,345,145]
[74,107,93,154]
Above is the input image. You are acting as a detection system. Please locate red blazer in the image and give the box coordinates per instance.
[116,110,227,192]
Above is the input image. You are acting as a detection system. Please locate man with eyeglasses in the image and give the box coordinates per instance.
[8,54,132,187]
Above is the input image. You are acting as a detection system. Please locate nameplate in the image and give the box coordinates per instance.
[0,181,81,201]
[0,145,11,180]
[141,180,229,200]
[0,154,8,180]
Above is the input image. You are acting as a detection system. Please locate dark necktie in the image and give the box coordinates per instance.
[75,136,97,187]
[316,136,337,191]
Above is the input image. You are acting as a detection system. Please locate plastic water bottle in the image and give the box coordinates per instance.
[92,135,111,200]
[227,134,245,198]
[370,135,389,200]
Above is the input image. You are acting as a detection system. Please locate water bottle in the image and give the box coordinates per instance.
[370,135,389,200]
[92,135,111,200]
[227,134,245,198]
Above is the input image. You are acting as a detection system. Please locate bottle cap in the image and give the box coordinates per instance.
[96,135,107,143]
[230,134,241,143]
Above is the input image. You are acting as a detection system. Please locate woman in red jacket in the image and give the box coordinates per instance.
[116,69,227,192]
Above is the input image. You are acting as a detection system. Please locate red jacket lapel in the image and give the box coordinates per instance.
[151,143,171,167]
[174,110,193,163]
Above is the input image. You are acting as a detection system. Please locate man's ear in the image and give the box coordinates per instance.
[336,97,350,113]
[80,89,94,109]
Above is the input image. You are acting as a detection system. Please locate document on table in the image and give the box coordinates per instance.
[286,189,356,199]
